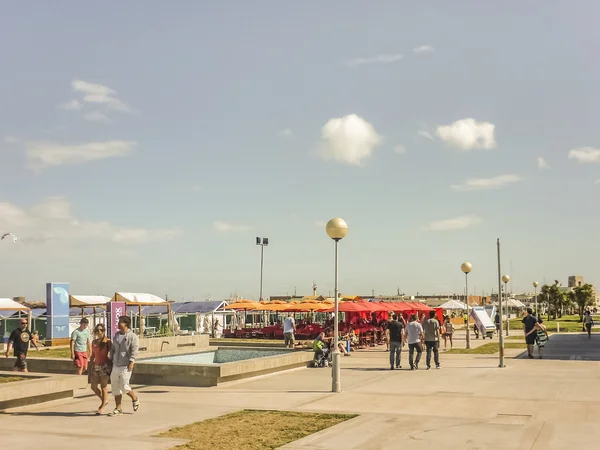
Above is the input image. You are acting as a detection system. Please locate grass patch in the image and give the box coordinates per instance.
[0,376,25,383]
[30,347,71,359]
[446,342,527,355]
[159,409,356,450]
[508,316,590,333]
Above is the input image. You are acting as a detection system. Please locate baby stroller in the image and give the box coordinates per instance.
[313,346,331,368]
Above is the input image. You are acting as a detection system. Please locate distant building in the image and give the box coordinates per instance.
[568,276,585,288]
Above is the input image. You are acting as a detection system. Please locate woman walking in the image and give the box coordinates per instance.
[89,324,112,415]
[442,316,454,350]
[584,311,594,338]
[525,317,548,359]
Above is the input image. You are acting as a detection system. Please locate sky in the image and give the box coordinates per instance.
[1,1,600,302]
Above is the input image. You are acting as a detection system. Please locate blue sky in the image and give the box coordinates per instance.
[1,1,599,302]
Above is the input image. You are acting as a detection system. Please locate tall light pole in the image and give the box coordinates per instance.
[326,218,348,393]
[533,281,539,315]
[502,275,510,336]
[497,239,504,367]
[255,237,269,301]
[461,262,472,349]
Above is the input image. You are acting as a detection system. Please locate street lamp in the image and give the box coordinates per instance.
[255,237,269,301]
[461,262,473,350]
[502,275,510,336]
[326,217,348,393]
[533,281,539,316]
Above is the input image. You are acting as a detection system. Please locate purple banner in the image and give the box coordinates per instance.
[106,302,126,339]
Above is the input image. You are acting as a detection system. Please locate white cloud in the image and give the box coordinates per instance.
[72,79,130,112]
[423,215,483,231]
[25,140,136,170]
[190,185,203,192]
[213,221,251,233]
[313,220,326,228]
[317,114,382,166]
[0,196,182,246]
[568,147,600,163]
[417,130,434,141]
[436,118,496,150]
[413,45,435,54]
[59,99,82,111]
[595,179,600,185]
[393,144,406,154]
[451,174,521,192]
[279,128,293,138]
[3,136,19,144]
[346,53,403,67]
[83,111,110,122]
[537,157,549,169]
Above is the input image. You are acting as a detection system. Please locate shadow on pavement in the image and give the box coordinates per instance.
[515,333,600,361]
[0,411,105,417]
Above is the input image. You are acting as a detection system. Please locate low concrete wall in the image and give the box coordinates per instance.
[138,334,209,354]
[0,357,74,374]
[133,348,314,387]
[0,372,87,410]
[132,362,220,387]
[218,350,314,383]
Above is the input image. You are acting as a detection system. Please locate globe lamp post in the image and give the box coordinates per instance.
[326,218,348,393]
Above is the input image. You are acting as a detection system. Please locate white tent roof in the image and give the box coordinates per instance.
[0,298,29,310]
[439,299,467,310]
[112,293,167,304]
[506,298,526,308]
[70,295,111,307]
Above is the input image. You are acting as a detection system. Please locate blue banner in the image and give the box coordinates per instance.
[46,282,70,339]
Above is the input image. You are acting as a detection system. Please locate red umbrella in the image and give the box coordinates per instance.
[323,302,373,313]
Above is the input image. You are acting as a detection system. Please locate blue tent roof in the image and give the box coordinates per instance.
[69,307,102,316]
[129,301,226,316]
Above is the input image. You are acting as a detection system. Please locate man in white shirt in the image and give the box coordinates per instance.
[283,313,296,348]
[404,314,424,370]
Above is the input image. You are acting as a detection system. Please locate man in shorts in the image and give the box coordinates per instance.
[522,308,538,359]
[283,313,296,348]
[5,318,39,372]
[70,318,91,375]
[108,316,140,416]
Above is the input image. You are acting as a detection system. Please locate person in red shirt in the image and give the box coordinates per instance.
[89,324,112,415]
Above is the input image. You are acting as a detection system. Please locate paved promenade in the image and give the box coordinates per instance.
[1,333,599,449]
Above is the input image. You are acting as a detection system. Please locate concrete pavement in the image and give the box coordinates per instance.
[1,334,598,449]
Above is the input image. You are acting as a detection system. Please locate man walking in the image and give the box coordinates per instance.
[405,314,424,370]
[70,318,91,375]
[584,310,594,338]
[386,314,404,370]
[283,313,296,349]
[108,316,140,416]
[522,308,538,359]
[423,311,441,369]
[4,318,38,372]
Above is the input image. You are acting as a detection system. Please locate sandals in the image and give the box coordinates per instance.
[108,409,122,416]
[132,398,140,412]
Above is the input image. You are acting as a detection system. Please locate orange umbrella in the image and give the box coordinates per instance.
[260,300,290,312]
[223,299,262,311]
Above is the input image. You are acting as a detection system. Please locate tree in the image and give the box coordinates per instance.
[540,282,567,320]
[570,284,595,321]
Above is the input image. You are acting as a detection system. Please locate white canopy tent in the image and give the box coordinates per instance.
[0,298,31,323]
[69,295,111,307]
[439,299,467,310]
[506,298,526,308]
[111,293,171,337]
